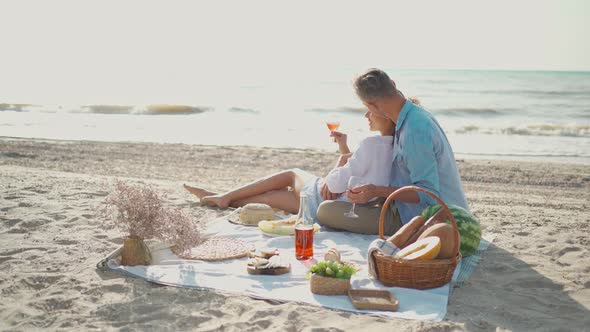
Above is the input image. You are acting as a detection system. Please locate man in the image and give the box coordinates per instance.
[317,68,469,234]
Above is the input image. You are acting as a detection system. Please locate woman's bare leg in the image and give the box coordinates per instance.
[185,169,311,209]
[231,189,300,214]
[183,184,216,198]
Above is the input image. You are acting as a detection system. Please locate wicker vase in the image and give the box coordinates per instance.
[121,236,152,266]
[310,274,351,295]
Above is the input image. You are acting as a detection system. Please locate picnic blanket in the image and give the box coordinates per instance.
[97,216,491,321]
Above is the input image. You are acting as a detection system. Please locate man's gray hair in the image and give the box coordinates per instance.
[354,68,397,101]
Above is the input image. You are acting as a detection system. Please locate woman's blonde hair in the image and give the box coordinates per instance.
[408,97,421,105]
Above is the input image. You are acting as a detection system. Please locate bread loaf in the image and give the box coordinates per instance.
[324,248,341,262]
[239,203,275,225]
[404,209,446,247]
[387,215,425,248]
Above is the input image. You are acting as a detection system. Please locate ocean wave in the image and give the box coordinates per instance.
[228,107,259,114]
[455,151,589,158]
[433,108,508,116]
[145,104,211,115]
[478,89,590,97]
[502,126,590,137]
[0,103,34,112]
[80,105,134,114]
[77,104,211,115]
[454,124,590,138]
[306,107,365,114]
[573,110,590,118]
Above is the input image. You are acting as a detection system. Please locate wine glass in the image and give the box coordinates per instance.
[344,176,366,218]
[326,121,340,142]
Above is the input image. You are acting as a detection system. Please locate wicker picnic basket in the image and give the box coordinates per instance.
[372,186,461,289]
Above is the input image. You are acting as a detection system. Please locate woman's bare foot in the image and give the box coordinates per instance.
[201,195,231,209]
[183,184,231,208]
[183,184,216,199]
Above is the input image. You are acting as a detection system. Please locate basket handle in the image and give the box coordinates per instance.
[378,186,461,259]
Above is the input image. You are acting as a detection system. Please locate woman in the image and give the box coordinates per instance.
[184,109,398,233]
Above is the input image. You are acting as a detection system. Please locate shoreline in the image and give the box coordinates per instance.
[1,137,589,330]
[2,135,590,166]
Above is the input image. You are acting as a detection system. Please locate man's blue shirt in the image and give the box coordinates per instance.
[390,99,469,224]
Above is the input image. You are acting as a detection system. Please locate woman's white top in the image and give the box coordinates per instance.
[324,135,394,194]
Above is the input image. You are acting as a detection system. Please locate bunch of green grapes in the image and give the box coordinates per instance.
[309,261,356,279]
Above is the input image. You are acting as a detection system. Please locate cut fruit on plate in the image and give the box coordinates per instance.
[394,236,441,260]
[258,217,321,237]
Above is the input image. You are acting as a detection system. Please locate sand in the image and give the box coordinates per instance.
[1,137,589,331]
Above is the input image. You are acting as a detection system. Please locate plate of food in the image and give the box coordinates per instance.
[247,248,291,275]
[258,216,321,237]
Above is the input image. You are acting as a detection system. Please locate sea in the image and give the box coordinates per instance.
[1,68,589,164]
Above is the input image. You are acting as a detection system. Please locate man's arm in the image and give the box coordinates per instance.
[347,184,420,204]
[404,129,439,207]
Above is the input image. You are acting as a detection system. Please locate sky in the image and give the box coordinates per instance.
[1,0,589,104]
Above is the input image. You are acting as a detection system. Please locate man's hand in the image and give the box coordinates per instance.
[347,184,377,204]
[320,182,341,200]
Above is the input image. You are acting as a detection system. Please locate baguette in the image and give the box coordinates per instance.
[403,208,446,248]
[387,215,425,248]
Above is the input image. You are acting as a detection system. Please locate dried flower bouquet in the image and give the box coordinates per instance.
[101,180,200,265]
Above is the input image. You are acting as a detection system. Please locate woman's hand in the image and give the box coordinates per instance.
[330,131,351,154]
[347,184,377,204]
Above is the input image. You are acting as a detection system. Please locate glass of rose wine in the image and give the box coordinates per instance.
[326,121,340,142]
[344,176,366,218]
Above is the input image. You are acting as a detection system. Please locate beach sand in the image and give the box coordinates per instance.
[1,137,589,331]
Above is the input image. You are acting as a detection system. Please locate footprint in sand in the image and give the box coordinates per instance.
[2,247,48,256]
[556,246,583,267]
[28,189,49,195]
[21,219,51,229]
[3,218,22,228]
[0,256,14,264]
[54,239,78,245]
[22,275,63,291]
[50,213,67,221]
[4,195,24,200]
[31,297,74,311]
[92,284,130,294]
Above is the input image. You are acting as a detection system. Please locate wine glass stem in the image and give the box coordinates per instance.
[349,203,356,215]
